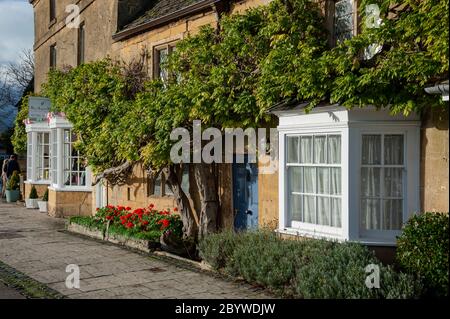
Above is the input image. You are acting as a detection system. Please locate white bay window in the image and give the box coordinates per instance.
[49,114,91,191]
[275,104,420,245]
[287,134,342,229]
[25,123,51,184]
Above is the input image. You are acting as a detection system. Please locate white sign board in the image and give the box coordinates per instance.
[28,97,51,122]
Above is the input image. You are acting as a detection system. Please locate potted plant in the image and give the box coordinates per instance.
[38,189,48,213]
[5,171,20,203]
[25,186,39,209]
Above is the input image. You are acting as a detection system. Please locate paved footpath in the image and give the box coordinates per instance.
[0,202,271,299]
[0,281,26,299]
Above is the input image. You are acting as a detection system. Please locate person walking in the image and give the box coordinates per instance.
[6,154,20,178]
[1,158,9,198]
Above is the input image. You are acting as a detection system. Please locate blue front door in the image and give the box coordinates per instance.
[233,156,258,230]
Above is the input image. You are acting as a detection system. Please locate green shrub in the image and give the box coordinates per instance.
[42,189,49,201]
[199,231,424,298]
[7,171,20,190]
[29,186,38,199]
[295,242,422,299]
[397,212,449,297]
[198,229,244,270]
[228,232,334,295]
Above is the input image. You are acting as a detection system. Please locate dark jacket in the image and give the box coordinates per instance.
[6,160,20,178]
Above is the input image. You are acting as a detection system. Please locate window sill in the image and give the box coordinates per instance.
[49,186,92,193]
[275,229,398,247]
[276,227,345,242]
[25,180,51,185]
[352,238,397,247]
[49,19,57,28]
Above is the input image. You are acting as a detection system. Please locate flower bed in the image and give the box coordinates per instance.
[68,204,183,253]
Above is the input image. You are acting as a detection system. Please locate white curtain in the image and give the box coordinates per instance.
[362,135,381,165]
[361,199,381,230]
[328,135,341,164]
[314,136,327,163]
[331,168,341,195]
[361,135,403,230]
[383,135,404,230]
[300,136,313,163]
[331,198,342,227]
[287,134,342,228]
[287,136,299,163]
[384,135,403,165]
[304,195,315,224]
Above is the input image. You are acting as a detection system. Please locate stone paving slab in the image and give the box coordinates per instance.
[0,202,272,299]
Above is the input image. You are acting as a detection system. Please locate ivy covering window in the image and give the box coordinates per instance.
[287,134,342,228]
[361,134,404,231]
[334,0,355,43]
[63,129,86,187]
[154,43,176,83]
[36,132,50,181]
[148,166,189,197]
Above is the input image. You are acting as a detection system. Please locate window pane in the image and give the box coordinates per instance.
[287,136,299,163]
[334,0,354,43]
[331,198,342,227]
[330,168,341,195]
[317,197,330,226]
[383,199,403,230]
[361,199,381,230]
[303,167,316,194]
[300,136,313,163]
[154,175,162,196]
[288,167,302,193]
[314,135,327,164]
[384,168,403,198]
[384,135,404,165]
[290,194,302,222]
[317,168,329,194]
[181,168,189,195]
[328,135,341,164]
[165,182,174,196]
[361,167,380,197]
[64,130,70,143]
[303,195,315,224]
[362,135,381,165]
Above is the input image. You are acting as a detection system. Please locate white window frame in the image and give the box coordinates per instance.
[49,115,92,192]
[36,132,51,181]
[276,105,420,246]
[357,129,410,241]
[25,123,51,185]
[286,133,343,235]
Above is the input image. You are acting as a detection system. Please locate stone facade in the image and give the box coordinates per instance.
[24,182,49,199]
[30,0,448,233]
[47,188,92,217]
[420,107,449,212]
[32,0,117,91]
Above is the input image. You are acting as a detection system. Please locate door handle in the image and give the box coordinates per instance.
[246,210,253,216]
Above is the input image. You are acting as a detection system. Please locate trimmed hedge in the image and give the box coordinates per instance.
[397,212,449,297]
[199,230,423,299]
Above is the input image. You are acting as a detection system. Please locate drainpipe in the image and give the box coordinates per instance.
[425,83,449,101]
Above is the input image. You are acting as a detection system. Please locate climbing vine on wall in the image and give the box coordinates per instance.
[13,0,448,238]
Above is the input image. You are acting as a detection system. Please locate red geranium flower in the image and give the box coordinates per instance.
[158,219,170,229]
[173,207,179,212]
[125,222,134,229]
